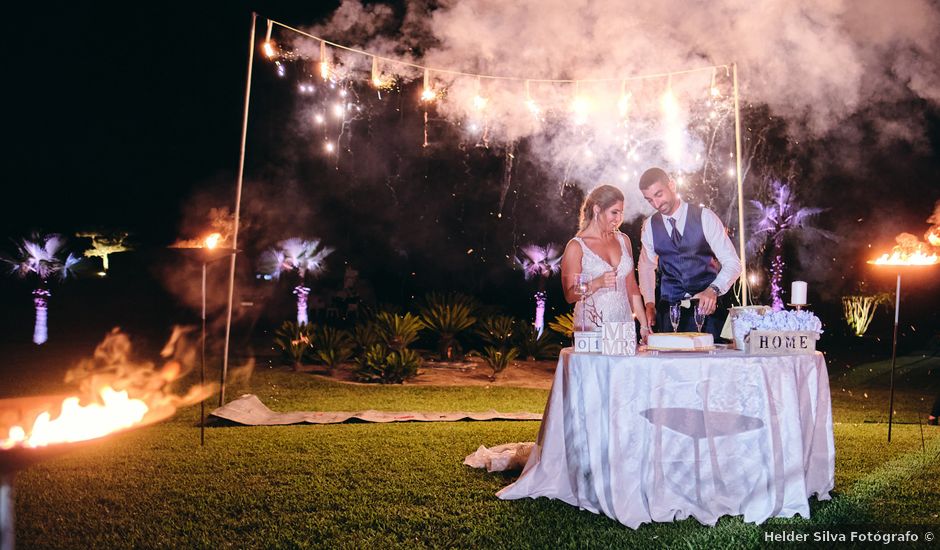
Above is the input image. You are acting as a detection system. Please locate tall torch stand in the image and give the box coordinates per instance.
[887,272,901,442]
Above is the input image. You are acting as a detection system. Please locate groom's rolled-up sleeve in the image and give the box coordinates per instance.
[702,208,742,295]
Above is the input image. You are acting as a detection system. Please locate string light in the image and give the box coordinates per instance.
[262,20,277,59]
[319,41,331,81]
[324,141,335,153]
[314,113,324,124]
[421,68,437,102]
[661,76,683,163]
[617,80,631,117]
[524,80,540,116]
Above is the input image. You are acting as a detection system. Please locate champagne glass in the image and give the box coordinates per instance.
[576,274,590,297]
[669,303,681,333]
[694,304,706,333]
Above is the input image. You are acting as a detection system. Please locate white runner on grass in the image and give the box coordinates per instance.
[210,394,543,425]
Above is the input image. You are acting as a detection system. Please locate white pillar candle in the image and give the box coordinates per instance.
[791,281,808,305]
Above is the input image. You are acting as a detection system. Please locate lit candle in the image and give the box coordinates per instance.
[791,281,807,305]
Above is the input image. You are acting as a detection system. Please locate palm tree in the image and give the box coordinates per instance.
[5,233,81,344]
[747,181,836,309]
[514,243,562,336]
[259,238,333,325]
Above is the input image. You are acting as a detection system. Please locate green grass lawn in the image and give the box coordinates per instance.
[9,354,940,549]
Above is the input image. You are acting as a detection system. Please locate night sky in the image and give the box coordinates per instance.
[3,1,940,342]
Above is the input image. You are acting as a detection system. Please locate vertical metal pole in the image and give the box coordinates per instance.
[732,62,748,306]
[1,472,13,550]
[201,262,207,447]
[887,272,901,442]
[220,12,257,406]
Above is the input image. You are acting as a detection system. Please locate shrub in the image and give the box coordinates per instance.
[353,320,382,351]
[476,315,516,348]
[516,322,562,360]
[374,311,425,351]
[312,326,354,369]
[273,321,314,371]
[419,292,477,361]
[479,346,519,381]
[548,312,575,339]
[354,344,421,384]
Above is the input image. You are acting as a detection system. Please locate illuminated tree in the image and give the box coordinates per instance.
[77,231,130,274]
[747,182,835,309]
[514,243,562,336]
[4,234,81,344]
[259,238,333,325]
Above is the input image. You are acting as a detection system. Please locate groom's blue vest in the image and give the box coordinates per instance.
[651,204,718,303]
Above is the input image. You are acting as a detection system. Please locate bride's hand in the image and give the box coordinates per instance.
[594,271,617,290]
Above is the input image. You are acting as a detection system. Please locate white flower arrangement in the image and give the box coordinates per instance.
[732,309,824,341]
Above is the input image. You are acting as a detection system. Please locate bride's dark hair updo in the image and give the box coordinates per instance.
[578,184,624,231]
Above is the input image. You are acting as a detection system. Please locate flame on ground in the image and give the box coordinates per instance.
[1,387,148,449]
[869,232,940,266]
[1,327,219,451]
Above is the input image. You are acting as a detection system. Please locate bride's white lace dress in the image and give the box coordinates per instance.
[571,232,634,332]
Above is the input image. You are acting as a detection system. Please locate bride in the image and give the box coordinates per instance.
[561,184,650,341]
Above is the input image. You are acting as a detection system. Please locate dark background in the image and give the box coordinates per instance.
[2,1,938,379]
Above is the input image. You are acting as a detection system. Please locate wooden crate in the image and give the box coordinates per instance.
[745,330,818,355]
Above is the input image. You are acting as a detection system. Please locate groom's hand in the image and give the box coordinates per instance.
[692,287,718,315]
[645,303,656,330]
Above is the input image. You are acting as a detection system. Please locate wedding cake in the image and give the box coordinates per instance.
[646,332,714,351]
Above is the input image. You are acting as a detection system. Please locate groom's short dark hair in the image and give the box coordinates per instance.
[639,167,670,190]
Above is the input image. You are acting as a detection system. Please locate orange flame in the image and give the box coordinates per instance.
[1,387,148,449]
[204,232,221,249]
[869,232,940,266]
[927,227,940,248]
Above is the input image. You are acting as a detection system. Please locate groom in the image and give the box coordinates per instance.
[637,167,741,339]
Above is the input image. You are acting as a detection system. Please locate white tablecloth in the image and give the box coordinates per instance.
[497,348,835,527]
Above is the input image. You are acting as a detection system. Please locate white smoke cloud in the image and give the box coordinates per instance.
[285,0,940,217]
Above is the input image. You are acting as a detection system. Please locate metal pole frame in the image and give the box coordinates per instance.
[732,62,748,306]
[201,261,207,446]
[220,12,257,406]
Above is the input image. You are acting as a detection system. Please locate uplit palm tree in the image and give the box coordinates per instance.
[259,238,333,325]
[748,182,836,309]
[5,233,81,344]
[514,243,562,335]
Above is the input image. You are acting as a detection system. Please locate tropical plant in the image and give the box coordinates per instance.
[842,293,892,337]
[747,182,836,310]
[259,238,333,325]
[479,346,519,381]
[311,326,355,369]
[548,312,575,340]
[353,320,383,351]
[374,312,425,351]
[272,321,314,370]
[354,344,421,384]
[514,243,562,335]
[476,315,516,348]
[419,292,477,361]
[517,321,563,360]
[4,233,82,344]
